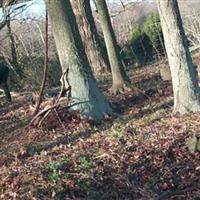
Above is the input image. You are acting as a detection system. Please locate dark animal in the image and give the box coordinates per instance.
[0,59,11,102]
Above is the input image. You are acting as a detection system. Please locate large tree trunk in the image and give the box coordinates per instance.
[157,0,200,114]
[95,0,130,94]
[46,0,112,119]
[71,0,110,73]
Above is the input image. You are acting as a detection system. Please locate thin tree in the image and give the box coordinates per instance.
[71,0,110,73]
[45,0,112,119]
[33,8,49,117]
[7,15,19,73]
[95,0,130,94]
[157,0,200,114]
[6,12,23,79]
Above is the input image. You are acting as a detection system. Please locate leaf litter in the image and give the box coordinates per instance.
[0,64,199,200]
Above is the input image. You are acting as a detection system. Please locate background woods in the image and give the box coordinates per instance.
[0,0,200,199]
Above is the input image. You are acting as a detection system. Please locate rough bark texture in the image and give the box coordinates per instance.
[157,0,200,114]
[46,0,112,119]
[71,0,110,73]
[95,0,130,94]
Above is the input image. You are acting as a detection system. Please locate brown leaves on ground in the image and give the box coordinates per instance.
[0,64,200,200]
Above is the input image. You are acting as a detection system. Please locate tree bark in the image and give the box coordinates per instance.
[45,0,112,119]
[157,0,200,114]
[95,0,130,94]
[71,0,110,73]
[7,14,23,79]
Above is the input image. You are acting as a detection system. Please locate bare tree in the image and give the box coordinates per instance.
[157,0,200,114]
[45,0,113,119]
[95,0,131,94]
[71,0,110,73]
[6,14,24,78]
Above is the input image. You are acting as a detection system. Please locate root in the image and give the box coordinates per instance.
[110,81,132,95]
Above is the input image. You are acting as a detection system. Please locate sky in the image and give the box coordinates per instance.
[16,0,45,19]
[0,0,143,20]
[1,0,44,20]
[23,0,134,18]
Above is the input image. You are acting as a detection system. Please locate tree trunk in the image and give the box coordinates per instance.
[46,0,112,119]
[71,0,110,73]
[7,15,23,79]
[157,0,200,114]
[95,0,130,94]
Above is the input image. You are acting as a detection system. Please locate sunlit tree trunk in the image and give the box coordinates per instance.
[46,0,112,119]
[71,0,110,73]
[157,0,200,114]
[95,0,130,94]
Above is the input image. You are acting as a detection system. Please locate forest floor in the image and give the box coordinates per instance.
[0,64,200,200]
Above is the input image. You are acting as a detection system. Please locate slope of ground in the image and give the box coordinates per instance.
[0,64,199,200]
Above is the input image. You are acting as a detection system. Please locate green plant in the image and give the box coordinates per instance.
[127,12,165,64]
[143,12,165,57]
[78,156,93,170]
[43,162,59,183]
[128,24,152,63]
[129,25,144,42]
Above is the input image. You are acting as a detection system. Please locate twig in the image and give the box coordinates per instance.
[29,101,87,127]
[33,8,49,116]
[29,104,59,126]
[38,109,51,127]
[56,68,71,104]
[54,109,67,131]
